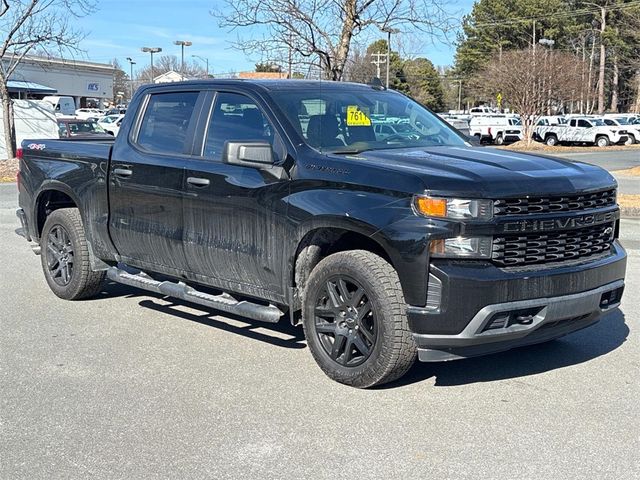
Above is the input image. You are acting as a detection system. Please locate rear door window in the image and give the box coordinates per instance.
[136,91,200,155]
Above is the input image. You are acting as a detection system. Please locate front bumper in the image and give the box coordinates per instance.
[408,241,626,362]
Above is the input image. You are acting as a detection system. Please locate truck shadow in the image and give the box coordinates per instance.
[96,281,629,386]
[95,281,306,349]
[384,309,629,389]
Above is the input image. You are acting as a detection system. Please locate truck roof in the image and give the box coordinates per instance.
[137,79,381,93]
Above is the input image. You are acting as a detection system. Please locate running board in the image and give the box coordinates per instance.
[106,267,284,323]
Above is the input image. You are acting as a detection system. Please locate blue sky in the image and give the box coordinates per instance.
[79,0,475,75]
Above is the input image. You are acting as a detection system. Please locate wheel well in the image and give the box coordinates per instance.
[292,228,391,311]
[36,190,77,236]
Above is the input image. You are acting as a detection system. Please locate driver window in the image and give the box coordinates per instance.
[204,92,274,160]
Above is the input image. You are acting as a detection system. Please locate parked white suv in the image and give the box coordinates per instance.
[535,117,628,147]
[601,117,640,144]
[469,115,523,145]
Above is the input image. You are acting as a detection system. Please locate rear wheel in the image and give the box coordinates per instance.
[596,135,610,147]
[40,208,105,300]
[302,250,416,388]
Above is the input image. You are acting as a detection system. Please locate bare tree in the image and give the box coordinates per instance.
[0,0,95,159]
[136,55,208,83]
[474,49,585,144]
[214,0,452,81]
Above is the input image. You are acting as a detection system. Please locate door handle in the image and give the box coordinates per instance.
[187,177,210,187]
[113,167,133,177]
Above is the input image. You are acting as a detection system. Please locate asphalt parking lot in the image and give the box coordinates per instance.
[1,182,638,479]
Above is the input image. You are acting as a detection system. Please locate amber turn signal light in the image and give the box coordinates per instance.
[414,196,447,218]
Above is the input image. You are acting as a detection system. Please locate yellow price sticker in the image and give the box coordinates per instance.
[346,106,371,126]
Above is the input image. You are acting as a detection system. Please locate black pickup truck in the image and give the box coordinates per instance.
[16,80,626,388]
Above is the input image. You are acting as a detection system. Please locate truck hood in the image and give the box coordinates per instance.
[350,146,617,198]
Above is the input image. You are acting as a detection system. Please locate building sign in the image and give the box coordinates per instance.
[87,82,100,92]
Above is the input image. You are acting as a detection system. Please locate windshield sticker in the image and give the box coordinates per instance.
[346,106,372,126]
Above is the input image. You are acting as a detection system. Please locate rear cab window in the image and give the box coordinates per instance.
[135,91,200,155]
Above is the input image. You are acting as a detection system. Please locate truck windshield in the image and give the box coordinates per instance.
[271,87,467,153]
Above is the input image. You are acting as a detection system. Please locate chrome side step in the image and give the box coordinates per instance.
[106,267,284,323]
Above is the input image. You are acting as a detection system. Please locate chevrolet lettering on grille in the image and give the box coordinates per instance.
[502,211,616,233]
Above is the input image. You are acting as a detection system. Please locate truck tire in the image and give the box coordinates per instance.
[302,250,417,388]
[545,134,558,146]
[495,134,504,145]
[40,208,105,300]
[596,135,610,147]
[625,134,635,145]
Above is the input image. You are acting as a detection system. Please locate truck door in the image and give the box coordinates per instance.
[181,91,290,299]
[109,89,204,274]
[577,119,592,142]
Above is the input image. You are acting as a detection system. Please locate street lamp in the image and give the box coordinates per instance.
[381,27,400,89]
[126,57,136,101]
[141,47,162,83]
[538,39,555,115]
[174,40,193,77]
[192,54,209,78]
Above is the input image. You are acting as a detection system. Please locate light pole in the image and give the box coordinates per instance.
[126,57,136,101]
[141,47,162,83]
[381,27,399,89]
[192,54,209,78]
[174,40,193,77]
[539,38,555,115]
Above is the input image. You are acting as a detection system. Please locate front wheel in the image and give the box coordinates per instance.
[40,208,105,300]
[596,136,610,147]
[625,134,636,145]
[302,250,417,388]
[545,134,558,146]
[495,134,504,145]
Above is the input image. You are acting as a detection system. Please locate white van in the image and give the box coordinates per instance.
[41,96,76,116]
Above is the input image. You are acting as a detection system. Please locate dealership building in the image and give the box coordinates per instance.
[3,54,115,108]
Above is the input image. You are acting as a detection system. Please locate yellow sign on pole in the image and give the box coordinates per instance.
[496,93,503,109]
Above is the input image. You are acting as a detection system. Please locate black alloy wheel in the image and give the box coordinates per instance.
[313,275,377,367]
[46,224,75,286]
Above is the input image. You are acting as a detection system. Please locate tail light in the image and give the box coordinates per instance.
[16,147,23,160]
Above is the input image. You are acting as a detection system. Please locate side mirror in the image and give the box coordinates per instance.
[223,141,274,167]
[466,135,481,146]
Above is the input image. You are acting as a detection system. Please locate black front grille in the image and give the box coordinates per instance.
[492,222,615,267]
[494,189,616,216]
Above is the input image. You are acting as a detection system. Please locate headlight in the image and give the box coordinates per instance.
[413,195,493,221]
[430,236,493,259]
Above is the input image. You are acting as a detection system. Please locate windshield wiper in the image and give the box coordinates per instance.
[328,148,370,155]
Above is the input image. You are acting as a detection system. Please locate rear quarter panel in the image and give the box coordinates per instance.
[19,139,117,261]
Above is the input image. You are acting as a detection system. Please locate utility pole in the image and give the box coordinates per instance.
[371,52,387,82]
[381,27,399,88]
[597,5,606,115]
[456,79,463,111]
